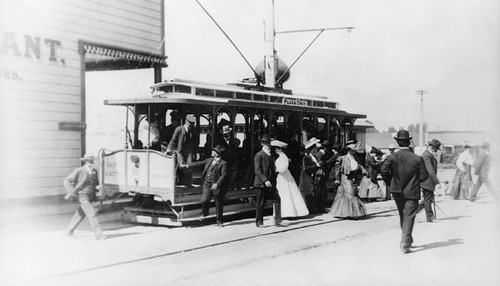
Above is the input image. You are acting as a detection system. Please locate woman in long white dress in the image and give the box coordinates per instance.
[271,140,309,218]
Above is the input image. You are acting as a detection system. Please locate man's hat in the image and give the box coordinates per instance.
[482,142,491,149]
[221,125,232,135]
[212,145,226,155]
[388,144,396,150]
[185,114,196,124]
[394,130,412,141]
[304,137,321,150]
[463,142,473,148]
[260,134,271,143]
[81,154,95,162]
[271,140,288,149]
[427,139,441,150]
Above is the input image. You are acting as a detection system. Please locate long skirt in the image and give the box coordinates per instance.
[330,175,367,218]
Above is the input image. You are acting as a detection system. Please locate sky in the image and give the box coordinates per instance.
[88,0,500,150]
[162,0,500,132]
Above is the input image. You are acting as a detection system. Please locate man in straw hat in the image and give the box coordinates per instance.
[420,139,442,222]
[63,154,106,240]
[381,130,428,254]
[181,145,228,227]
[254,134,282,228]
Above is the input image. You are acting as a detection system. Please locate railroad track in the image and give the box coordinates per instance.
[38,206,398,282]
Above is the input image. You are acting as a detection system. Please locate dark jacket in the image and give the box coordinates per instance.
[167,125,199,154]
[381,148,428,200]
[188,158,228,195]
[253,150,276,188]
[420,149,439,190]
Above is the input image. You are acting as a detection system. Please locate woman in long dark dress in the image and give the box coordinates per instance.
[330,140,367,219]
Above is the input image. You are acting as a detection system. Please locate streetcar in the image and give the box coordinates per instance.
[99,78,366,226]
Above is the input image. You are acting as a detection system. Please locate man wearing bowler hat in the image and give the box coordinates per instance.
[181,145,228,227]
[254,134,282,228]
[381,130,428,254]
[420,139,442,222]
[63,154,106,240]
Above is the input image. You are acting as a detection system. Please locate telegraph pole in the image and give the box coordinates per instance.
[416,90,427,154]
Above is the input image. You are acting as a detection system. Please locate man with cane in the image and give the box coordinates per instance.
[420,139,442,222]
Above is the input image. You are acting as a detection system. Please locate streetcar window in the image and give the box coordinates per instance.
[313,101,324,107]
[195,88,214,97]
[174,84,191,94]
[158,85,173,93]
[269,96,283,103]
[215,90,234,98]
[236,92,252,100]
[253,94,268,101]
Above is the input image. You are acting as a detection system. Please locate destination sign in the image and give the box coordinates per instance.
[284,98,307,106]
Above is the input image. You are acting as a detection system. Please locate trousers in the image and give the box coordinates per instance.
[255,186,281,226]
[201,180,225,222]
[421,188,435,222]
[393,193,418,248]
[66,196,103,238]
[470,175,497,201]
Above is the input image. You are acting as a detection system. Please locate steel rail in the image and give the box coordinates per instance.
[37,207,398,282]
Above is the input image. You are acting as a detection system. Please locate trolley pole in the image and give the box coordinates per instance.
[416,90,427,154]
[264,0,276,88]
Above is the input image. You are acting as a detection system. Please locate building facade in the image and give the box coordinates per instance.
[0,0,166,200]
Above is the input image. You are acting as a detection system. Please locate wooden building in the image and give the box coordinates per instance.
[0,0,166,200]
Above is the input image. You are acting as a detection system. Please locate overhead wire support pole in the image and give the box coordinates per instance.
[275,26,354,85]
[194,0,259,78]
[416,89,427,154]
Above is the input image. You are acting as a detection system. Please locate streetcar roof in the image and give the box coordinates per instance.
[103,78,366,118]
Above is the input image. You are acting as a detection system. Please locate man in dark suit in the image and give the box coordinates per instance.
[254,134,282,228]
[214,124,241,184]
[381,130,428,254]
[420,139,441,222]
[470,142,497,201]
[182,145,228,227]
[167,114,199,185]
[64,154,106,240]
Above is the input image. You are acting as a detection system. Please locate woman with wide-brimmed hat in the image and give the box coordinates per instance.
[271,140,309,218]
[329,140,367,219]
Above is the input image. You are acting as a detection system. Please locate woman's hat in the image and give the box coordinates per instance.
[271,140,287,149]
[221,125,232,134]
[81,154,95,162]
[394,130,412,141]
[346,140,359,151]
[427,139,441,150]
[304,137,320,150]
[212,145,226,155]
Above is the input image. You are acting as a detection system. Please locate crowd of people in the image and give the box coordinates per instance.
[62,118,496,254]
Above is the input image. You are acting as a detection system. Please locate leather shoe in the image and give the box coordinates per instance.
[216,221,224,227]
[96,235,107,240]
[256,224,265,228]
